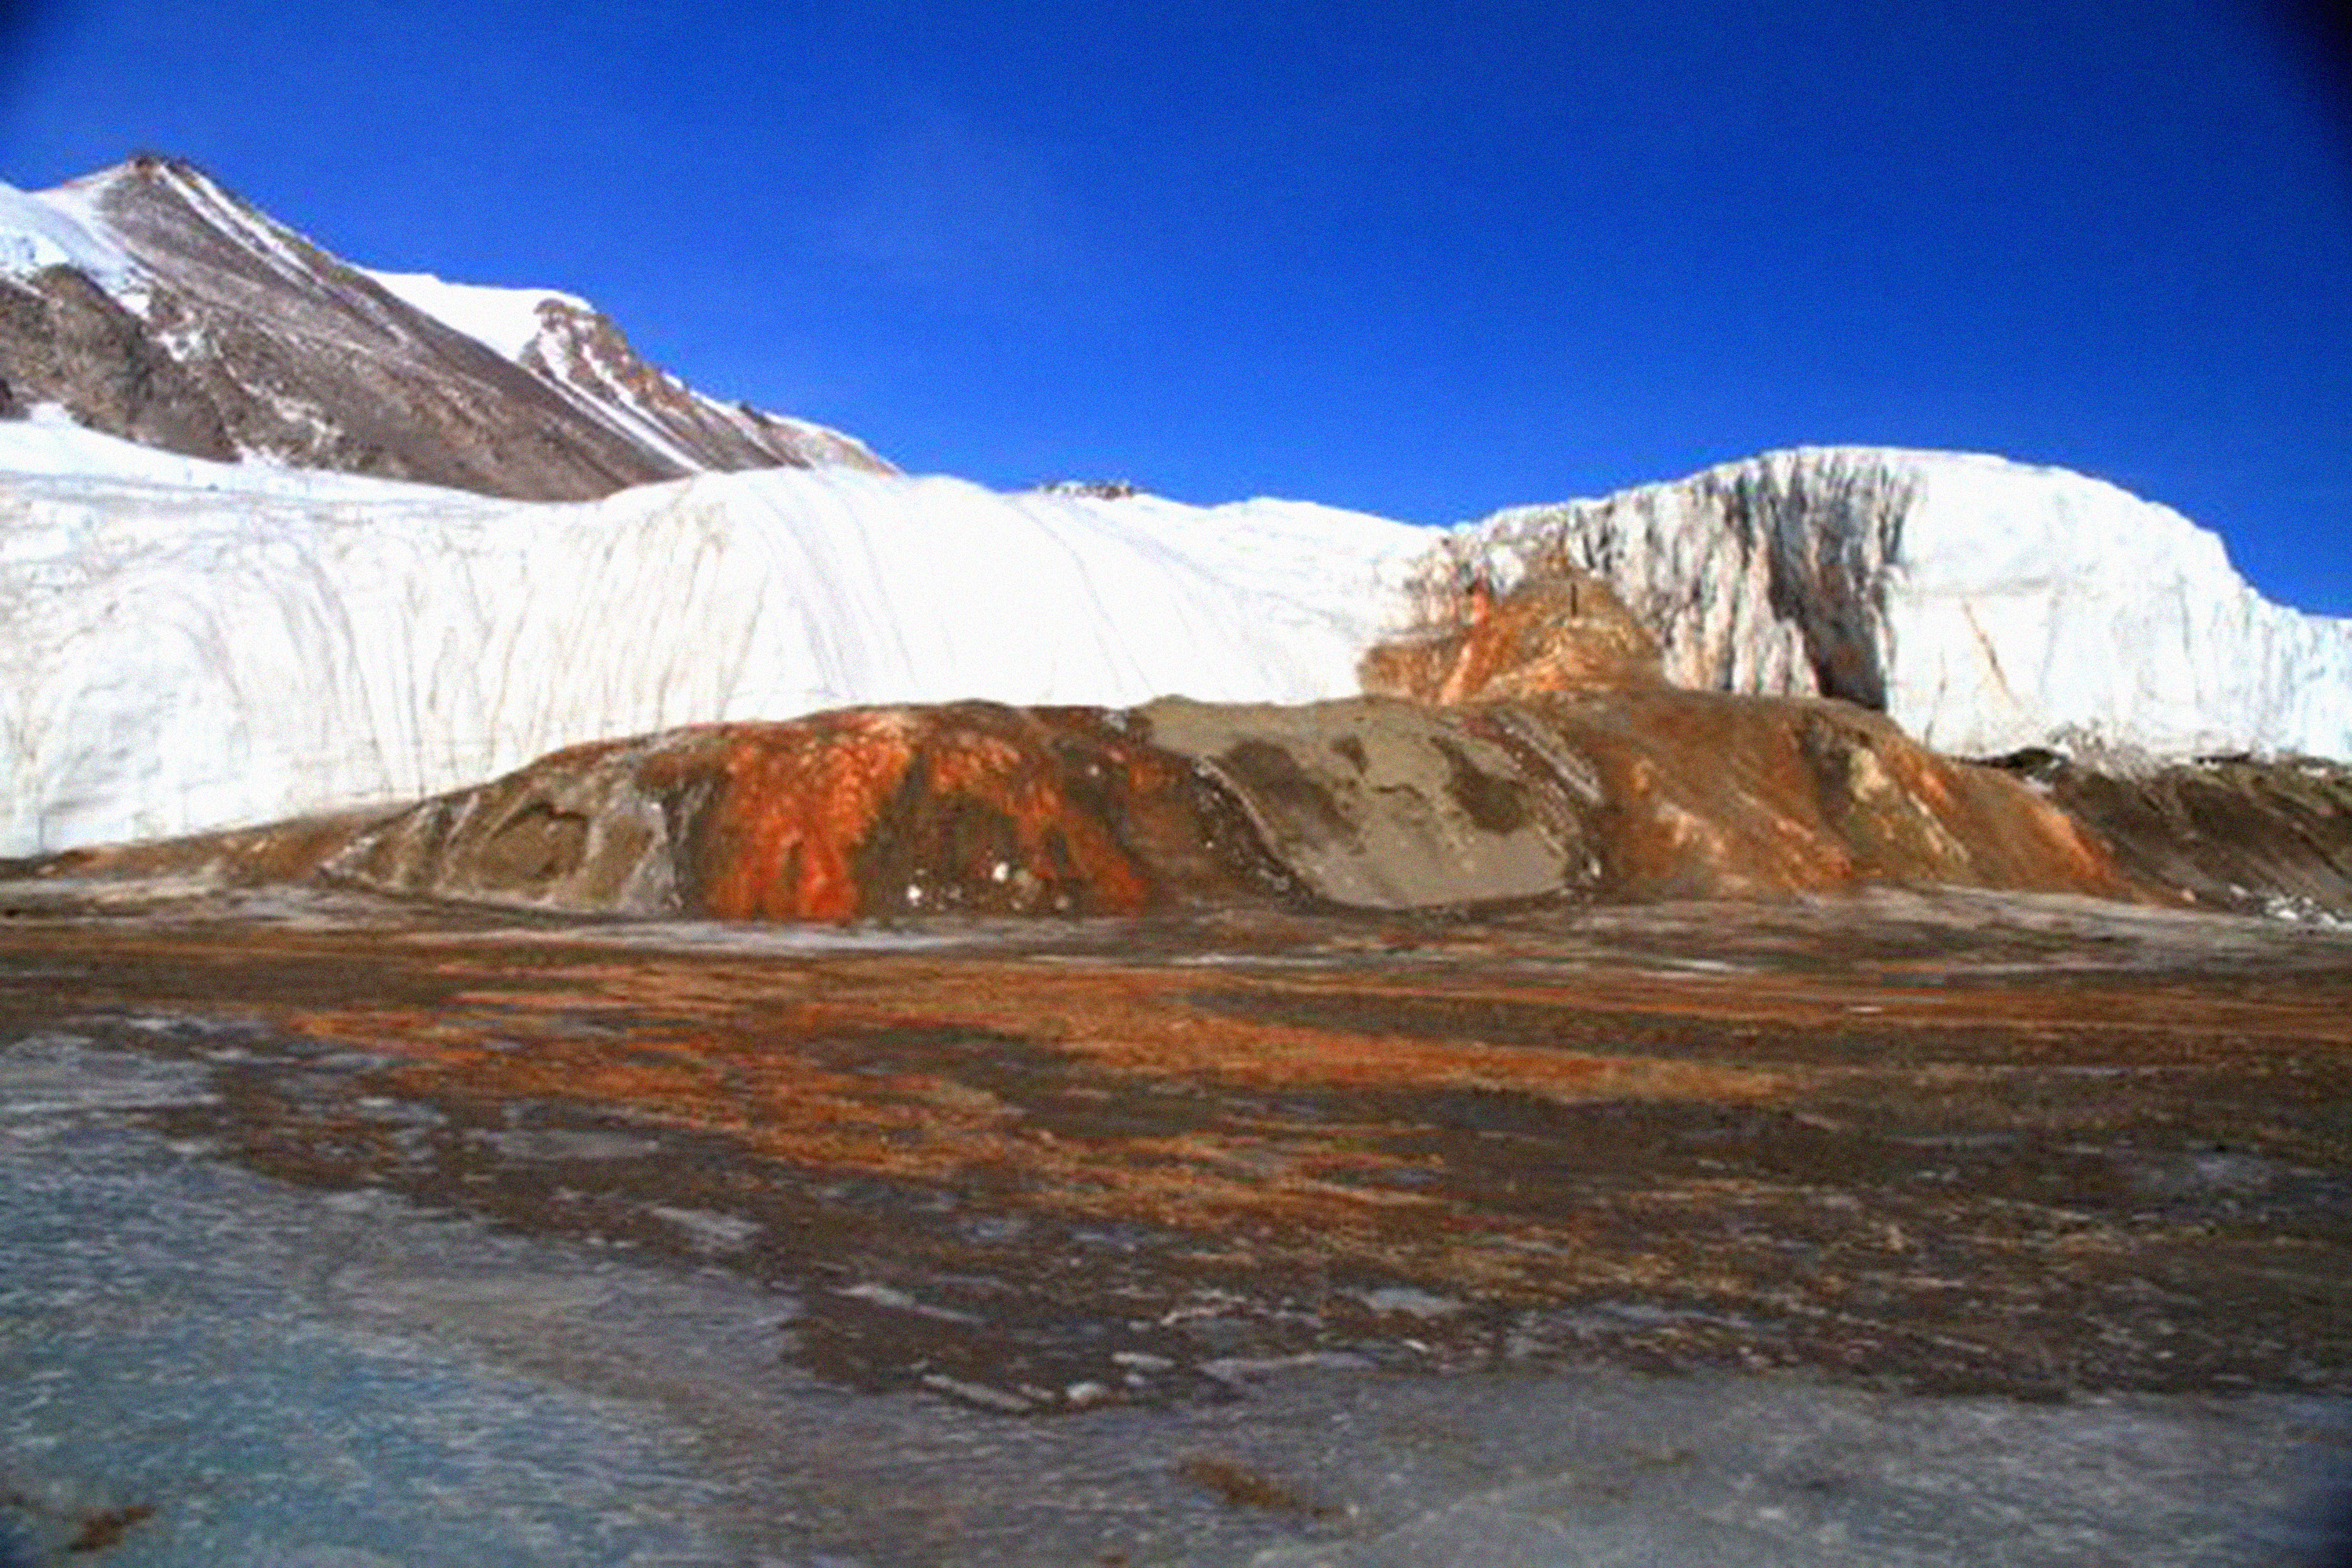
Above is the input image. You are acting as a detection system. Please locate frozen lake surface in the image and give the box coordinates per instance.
[5,1024,2347,1566]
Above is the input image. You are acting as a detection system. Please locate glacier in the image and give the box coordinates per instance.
[8,417,2352,858]
[1422,448,2352,762]
[0,420,1425,855]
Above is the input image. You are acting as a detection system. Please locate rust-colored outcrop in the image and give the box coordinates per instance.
[329,703,1294,919]
[1360,568,1665,704]
[1987,750,2352,918]
[18,696,2195,920]
[315,692,2145,918]
[1465,691,2133,903]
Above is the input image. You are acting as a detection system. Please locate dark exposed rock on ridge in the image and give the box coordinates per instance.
[0,154,891,497]
[0,261,238,459]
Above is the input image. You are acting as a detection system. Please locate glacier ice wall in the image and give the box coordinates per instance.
[13,425,2350,858]
[1426,448,2352,761]
[0,429,1426,853]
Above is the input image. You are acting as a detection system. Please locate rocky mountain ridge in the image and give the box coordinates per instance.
[0,154,889,498]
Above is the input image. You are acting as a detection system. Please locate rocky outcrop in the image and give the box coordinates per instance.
[1425,448,2352,760]
[514,296,888,475]
[1137,697,1590,908]
[1359,568,1665,703]
[0,155,890,498]
[1512,689,2128,903]
[1990,750,2352,921]
[0,264,238,459]
[329,704,1297,919]
[302,694,2142,919]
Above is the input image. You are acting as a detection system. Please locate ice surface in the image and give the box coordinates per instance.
[0,408,459,498]
[358,269,587,361]
[0,180,135,289]
[4,1095,2340,1565]
[1435,448,2352,760]
[0,448,1427,853]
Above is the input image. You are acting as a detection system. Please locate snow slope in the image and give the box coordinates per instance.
[0,180,132,287]
[0,406,460,496]
[1428,448,2352,760]
[358,269,587,361]
[10,418,2352,857]
[0,424,1425,853]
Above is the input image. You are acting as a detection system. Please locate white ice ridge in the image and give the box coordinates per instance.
[0,426,1428,854]
[1425,447,2352,761]
[358,268,590,362]
[0,180,134,289]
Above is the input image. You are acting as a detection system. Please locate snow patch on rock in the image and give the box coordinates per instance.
[358,269,588,362]
[0,180,135,289]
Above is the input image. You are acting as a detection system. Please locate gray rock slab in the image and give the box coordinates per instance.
[1138,696,1572,909]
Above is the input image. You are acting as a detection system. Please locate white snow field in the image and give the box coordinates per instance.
[0,419,1426,854]
[1430,447,2352,762]
[358,268,590,361]
[0,179,134,288]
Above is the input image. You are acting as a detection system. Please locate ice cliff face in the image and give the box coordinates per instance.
[0,154,890,496]
[0,422,1424,855]
[1420,448,2352,760]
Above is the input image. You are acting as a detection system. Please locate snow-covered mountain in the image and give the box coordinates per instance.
[0,154,888,498]
[1414,448,2352,760]
[0,419,1423,855]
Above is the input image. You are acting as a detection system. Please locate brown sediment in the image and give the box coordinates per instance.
[3,893,2347,1410]
[65,1503,156,1555]
[1176,1455,1339,1519]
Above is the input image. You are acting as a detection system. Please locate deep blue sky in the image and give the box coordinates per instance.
[3,0,2349,610]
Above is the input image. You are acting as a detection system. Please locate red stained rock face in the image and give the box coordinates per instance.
[330,702,1294,919]
[670,706,1214,920]
[1360,568,1667,705]
[318,693,2147,920]
[1461,691,2130,903]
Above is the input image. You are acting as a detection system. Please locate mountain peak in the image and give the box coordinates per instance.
[0,152,891,497]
